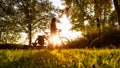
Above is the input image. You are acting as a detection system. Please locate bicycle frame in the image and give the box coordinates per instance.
[44,29,69,48]
[32,29,69,49]
[44,30,61,46]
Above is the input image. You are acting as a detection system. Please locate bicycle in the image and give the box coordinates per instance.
[32,29,69,49]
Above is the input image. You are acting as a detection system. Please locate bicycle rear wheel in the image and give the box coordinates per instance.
[43,37,50,48]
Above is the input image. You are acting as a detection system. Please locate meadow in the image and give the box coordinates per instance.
[0,49,120,68]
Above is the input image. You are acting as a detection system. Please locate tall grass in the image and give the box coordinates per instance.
[0,49,120,68]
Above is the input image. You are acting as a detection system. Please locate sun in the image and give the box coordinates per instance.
[49,0,83,39]
[57,15,83,39]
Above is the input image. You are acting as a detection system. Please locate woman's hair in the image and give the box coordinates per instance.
[52,17,56,23]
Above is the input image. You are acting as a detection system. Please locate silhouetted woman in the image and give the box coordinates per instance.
[49,17,57,49]
[50,17,57,38]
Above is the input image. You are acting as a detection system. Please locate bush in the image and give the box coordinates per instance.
[0,44,24,49]
[68,28,120,48]
[90,29,120,48]
[68,31,100,48]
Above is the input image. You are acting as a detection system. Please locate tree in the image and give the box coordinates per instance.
[0,0,56,45]
[0,0,22,44]
[62,0,120,48]
[113,0,120,25]
[62,0,114,32]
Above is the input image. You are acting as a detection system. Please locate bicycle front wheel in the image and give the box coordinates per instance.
[60,37,69,48]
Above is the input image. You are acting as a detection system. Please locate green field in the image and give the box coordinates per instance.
[0,49,120,68]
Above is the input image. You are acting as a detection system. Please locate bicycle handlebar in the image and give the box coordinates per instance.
[44,32,49,34]
[57,29,62,32]
[44,29,62,35]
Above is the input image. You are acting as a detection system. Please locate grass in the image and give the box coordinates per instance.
[0,49,120,68]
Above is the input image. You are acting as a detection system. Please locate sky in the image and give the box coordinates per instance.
[49,0,82,38]
[49,0,65,9]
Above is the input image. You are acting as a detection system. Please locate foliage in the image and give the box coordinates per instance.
[90,28,120,48]
[0,0,56,45]
[68,31,99,48]
[0,49,119,68]
[0,32,21,44]
[113,0,120,25]
[67,28,120,48]
[61,0,120,48]
[62,0,119,32]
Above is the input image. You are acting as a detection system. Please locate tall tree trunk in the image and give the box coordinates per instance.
[113,0,120,25]
[0,32,1,43]
[24,1,32,46]
[94,0,101,32]
[28,22,32,46]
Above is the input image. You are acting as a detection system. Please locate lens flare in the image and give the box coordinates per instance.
[50,35,62,47]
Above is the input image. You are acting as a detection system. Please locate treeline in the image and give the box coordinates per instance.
[0,44,30,49]
[1,28,120,50]
[0,44,47,49]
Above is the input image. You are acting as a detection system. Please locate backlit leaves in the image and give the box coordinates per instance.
[62,0,113,31]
